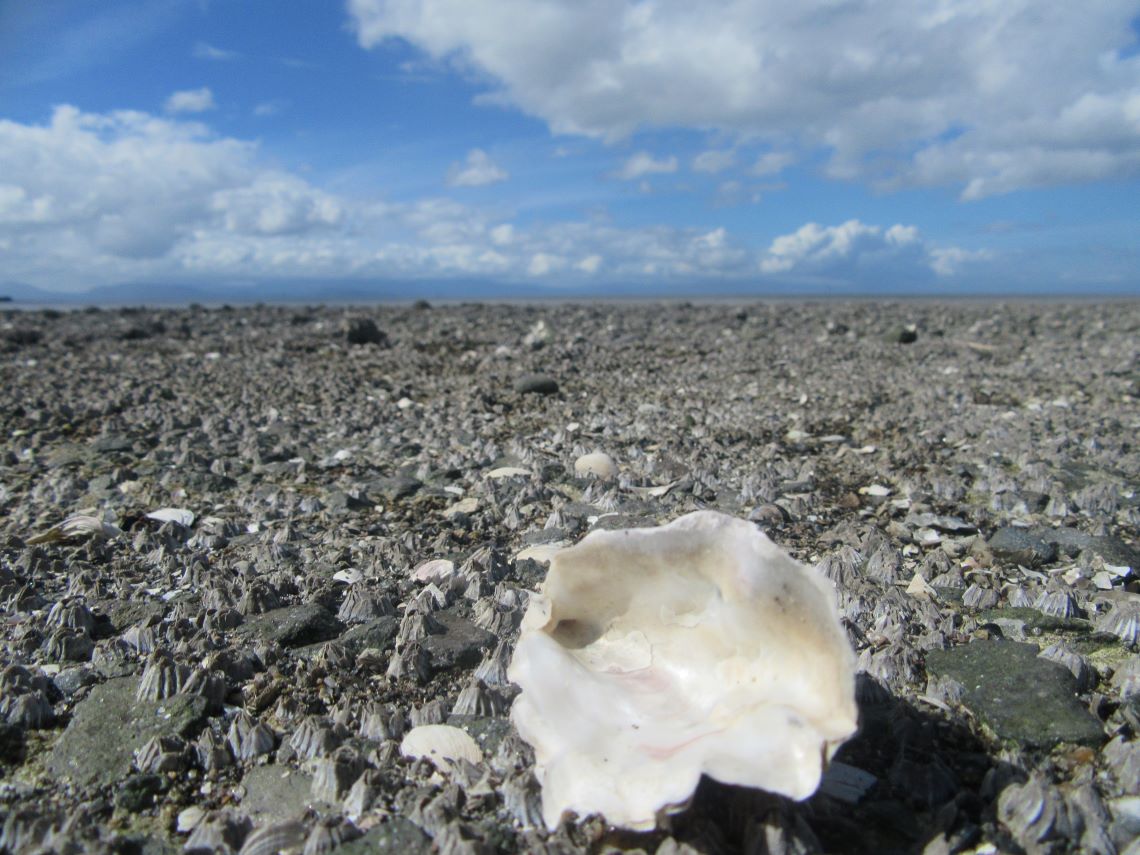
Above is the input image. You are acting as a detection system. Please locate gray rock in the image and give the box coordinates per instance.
[513,373,559,395]
[421,610,495,670]
[345,318,388,346]
[988,527,1058,567]
[369,476,423,502]
[240,764,320,824]
[925,640,1105,748]
[48,676,209,788]
[335,616,400,656]
[336,817,431,854]
[235,603,343,648]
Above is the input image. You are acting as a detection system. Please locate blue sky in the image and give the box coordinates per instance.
[1,1,1138,299]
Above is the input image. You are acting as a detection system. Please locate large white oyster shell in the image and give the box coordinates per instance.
[507,510,857,831]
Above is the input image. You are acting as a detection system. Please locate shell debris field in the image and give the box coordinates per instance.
[1,300,1139,853]
[508,510,858,830]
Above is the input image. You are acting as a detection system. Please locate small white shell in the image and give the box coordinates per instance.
[412,559,458,586]
[508,510,857,831]
[574,452,617,479]
[145,507,196,527]
[399,724,482,774]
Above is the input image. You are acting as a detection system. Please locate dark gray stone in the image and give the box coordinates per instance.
[513,373,559,395]
[925,640,1105,748]
[421,610,495,670]
[336,616,400,655]
[345,318,388,346]
[988,527,1058,567]
[48,676,209,788]
[235,603,343,648]
[1045,528,1139,567]
[369,476,423,502]
[337,817,431,854]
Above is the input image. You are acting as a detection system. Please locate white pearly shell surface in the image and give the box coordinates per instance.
[507,510,857,831]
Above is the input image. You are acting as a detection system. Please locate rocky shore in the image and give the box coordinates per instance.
[0,300,1137,854]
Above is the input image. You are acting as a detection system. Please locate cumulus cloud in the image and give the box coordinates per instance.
[617,151,677,180]
[0,106,987,293]
[347,0,1140,197]
[750,152,794,177]
[164,87,216,114]
[692,149,736,173]
[447,148,508,186]
[758,220,978,281]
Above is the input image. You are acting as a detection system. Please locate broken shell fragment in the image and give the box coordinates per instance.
[507,510,858,831]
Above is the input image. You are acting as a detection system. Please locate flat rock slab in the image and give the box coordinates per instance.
[925,640,1105,748]
[422,611,495,670]
[988,527,1057,567]
[338,817,431,854]
[48,676,209,788]
[234,603,343,648]
[240,764,322,824]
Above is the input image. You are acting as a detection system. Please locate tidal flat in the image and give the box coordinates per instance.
[0,300,1137,853]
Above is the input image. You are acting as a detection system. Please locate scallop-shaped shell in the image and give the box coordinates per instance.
[400,724,482,775]
[962,583,999,610]
[1095,601,1140,646]
[473,640,511,687]
[1034,587,1081,620]
[238,819,308,855]
[508,510,858,831]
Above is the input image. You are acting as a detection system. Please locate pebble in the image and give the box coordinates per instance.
[513,373,559,394]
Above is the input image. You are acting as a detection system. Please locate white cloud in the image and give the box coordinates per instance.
[576,254,603,274]
[750,152,794,177]
[348,0,1140,198]
[758,219,983,281]
[253,100,286,118]
[193,42,240,61]
[447,148,508,187]
[490,223,514,245]
[0,105,989,293]
[164,87,216,114]
[692,149,735,173]
[617,151,677,180]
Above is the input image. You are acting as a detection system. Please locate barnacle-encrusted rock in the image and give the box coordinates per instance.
[134,734,188,774]
[303,816,361,855]
[239,819,308,855]
[288,716,344,761]
[136,650,189,702]
[358,703,404,741]
[311,746,368,802]
[386,642,432,683]
[409,698,449,727]
[337,586,396,623]
[1039,643,1097,693]
[227,712,276,761]
[508,510,857,830]
[452,679,507,717]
